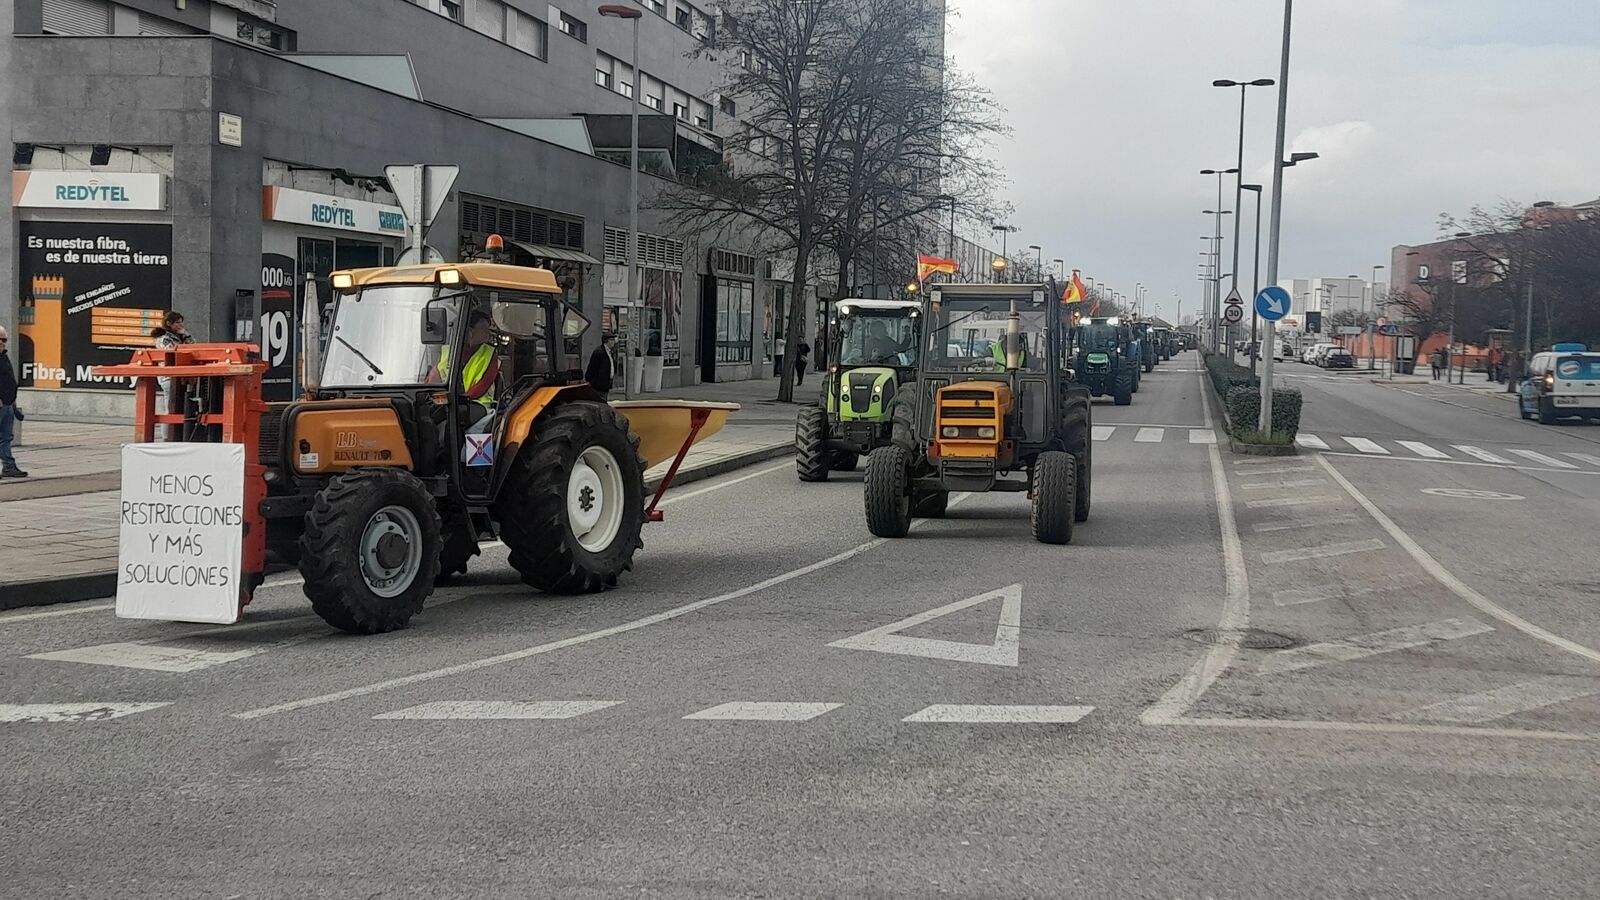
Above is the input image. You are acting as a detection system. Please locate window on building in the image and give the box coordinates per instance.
[472,0,505,40]
[511,11,547,58]
[140,11,202,35]
[440,0,462,23]
[694,102,713,129]
[644,94,663,110]
[643,0,666,14]
[737,49,753,70]
[42,0,111,35]
[1452,259,1468,284]
[717,280,754,364]
[595,52,614,88]
[673,102,689,121]
[558,11,587,42]
[692,10,713,40]
[674,6,692,30]
[719,96,736,116]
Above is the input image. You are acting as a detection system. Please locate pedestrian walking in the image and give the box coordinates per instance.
[773,335,786,377]
[0,324,26,479]
[794,339,811,386]
[1429,349,1443,381]
[585,333,617,399]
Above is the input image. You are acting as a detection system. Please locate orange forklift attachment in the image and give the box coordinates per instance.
[95,343,270,606]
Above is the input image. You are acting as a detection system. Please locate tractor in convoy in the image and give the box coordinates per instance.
[863,283,1093,545]
[98,244,733,634]
[1071,315,1137,406]
[1133,321,1159,372]
[795,298,921,481]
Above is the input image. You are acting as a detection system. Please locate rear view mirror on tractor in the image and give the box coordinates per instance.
[421,306,449,345]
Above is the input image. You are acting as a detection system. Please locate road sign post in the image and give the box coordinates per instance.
[1254,285,1292,435]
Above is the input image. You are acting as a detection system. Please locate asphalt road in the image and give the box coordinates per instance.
[6,351,1600,898]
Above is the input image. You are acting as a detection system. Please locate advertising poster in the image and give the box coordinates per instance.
[115,443,246,625]
[260,253,298,401]
[16,221,173,390]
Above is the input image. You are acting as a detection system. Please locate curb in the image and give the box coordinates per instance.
[1227,438,1298,456]
[0,573,118,611]
[0,442,797,612]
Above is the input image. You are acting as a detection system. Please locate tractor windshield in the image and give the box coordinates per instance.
[323,285,455,388]
[1079,323,1124,350]
[924,297,1049,373]
[837,311,918,368]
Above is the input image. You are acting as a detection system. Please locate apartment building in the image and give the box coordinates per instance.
[2,0,838,417]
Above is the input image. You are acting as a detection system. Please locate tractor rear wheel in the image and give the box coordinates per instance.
[864,445,913,538]
[497,401,645,594]
[1031,451,1076,545]
[1114,369,1134,406]
[1074,453,1092,523]
[913,489,949,518]
[796,405,830,482]
[299,468,442,634]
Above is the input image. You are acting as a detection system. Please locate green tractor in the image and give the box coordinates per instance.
[796,298,922,481]
[1071,316,1136,405]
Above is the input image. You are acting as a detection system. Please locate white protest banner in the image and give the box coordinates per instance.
[116,443,246,624]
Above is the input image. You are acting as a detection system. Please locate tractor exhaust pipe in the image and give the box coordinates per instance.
[299,271,322,398]
[1005,299,1021,372]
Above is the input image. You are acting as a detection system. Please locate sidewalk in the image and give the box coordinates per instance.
[0,378,801,609]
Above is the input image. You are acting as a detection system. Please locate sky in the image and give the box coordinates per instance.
[945,0,1600,323]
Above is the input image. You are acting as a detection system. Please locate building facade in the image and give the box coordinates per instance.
[5,0,926,417]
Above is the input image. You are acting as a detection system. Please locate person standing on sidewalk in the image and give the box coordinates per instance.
[0,325,26,479]
[1429,349,1443,381]
[794,339,811,387]
[585,333,617,399]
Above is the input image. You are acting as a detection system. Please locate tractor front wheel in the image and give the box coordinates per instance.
[299,468,442,634]
[497,401,645,594]
[1114,370,1134,406]
[1031,451,1076,545]
[795,405,830,482]
[864,445,913,538]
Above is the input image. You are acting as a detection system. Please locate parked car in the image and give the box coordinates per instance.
[1323,348,1355,369]
[1517,348,1600,424]
[1303,343,1335,365]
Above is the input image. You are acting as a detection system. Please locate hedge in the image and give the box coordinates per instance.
[1203,351,1257,399]
[1226,385,1303,440]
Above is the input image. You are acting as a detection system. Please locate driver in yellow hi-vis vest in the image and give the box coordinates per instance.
[434,309,501,411]
[989,332,1028,370]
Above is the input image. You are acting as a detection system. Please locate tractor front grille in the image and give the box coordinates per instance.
[257,404,288,466]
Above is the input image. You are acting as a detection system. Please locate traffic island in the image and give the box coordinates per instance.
[1202,351,1303,455]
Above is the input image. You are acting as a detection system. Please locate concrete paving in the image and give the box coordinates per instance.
[7,351,1600,897]
[0,378,801,609]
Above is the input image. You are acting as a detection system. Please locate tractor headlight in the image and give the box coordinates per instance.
[942,426,960,438]
[977,426,996,439]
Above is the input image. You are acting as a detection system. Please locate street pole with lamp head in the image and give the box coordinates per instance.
[990,256,1008,284]
[991,224,1016,282]
[1369,263,1385,370]
[1447,231,1471,383]
[1203,203,1234,354]
[1214,79,1276,320]
[1258,0,1295,434]
[1027,244,1042,282]
[598,3,643,398]
[1527,201,1555,362]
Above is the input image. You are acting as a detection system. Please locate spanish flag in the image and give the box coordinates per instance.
[917,254,958,282]
[1062,272,1087,304]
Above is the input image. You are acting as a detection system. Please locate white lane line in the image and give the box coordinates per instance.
[684,702,842,721]
[1317,455,1600,666]
[27,640,292,673]
[1455,445,1513,464]
[234,495,974,720]
[1135,427,1164,443]
[1342,436,1391,455]
[1295,433,1330,451]
[903,704,1095,724]
[374,701,622,720]
[1258,617,1494,676]
[1506,448,1578,469]
[1260,539,1386,565]
[1092,425,1115,441]
[1240,478,1326,490]
[1142,407,1250,726]
[1251,515,1360,533]
[1319,452,1600,477]
[0,702,170,723]
[1271,574,1425,607]
[1245,495,1338,509]
[1396,440,1449,459]
[0,602,115,624]
[658,460,794,507]
[1231,465,1314,477]
[1189,429,1217,445]
[1170,715,1596,743]
[1394,677,1600,725]
[1565,452,1600,468]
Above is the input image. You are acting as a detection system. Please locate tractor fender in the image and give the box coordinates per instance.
[500,383,605,461]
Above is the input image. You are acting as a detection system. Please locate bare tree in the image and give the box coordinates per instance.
[1382,286,1449,347]
[655,0,1004,401]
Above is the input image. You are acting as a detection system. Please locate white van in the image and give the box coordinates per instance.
[1517,348,1600,423]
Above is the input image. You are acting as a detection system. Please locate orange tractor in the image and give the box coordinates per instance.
[98,255,732,634]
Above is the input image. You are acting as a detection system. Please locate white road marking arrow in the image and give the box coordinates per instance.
[828,585,1021,667]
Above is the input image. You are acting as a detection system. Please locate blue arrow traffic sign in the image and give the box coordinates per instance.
[1255,285,1292,322]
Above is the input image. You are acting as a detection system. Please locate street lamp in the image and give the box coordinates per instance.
[598,3,644,398]
[990,256,1008,283]
[1259,0,1308,433]
[1052,258,1066,281]
[991,224,1017,283]
[1368,263,1385,370]
[1213,78,1276,305]
[1241,183,1264,372]
[1201,166,1238,353]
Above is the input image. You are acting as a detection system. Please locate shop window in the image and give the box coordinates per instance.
[716,280,753,364]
